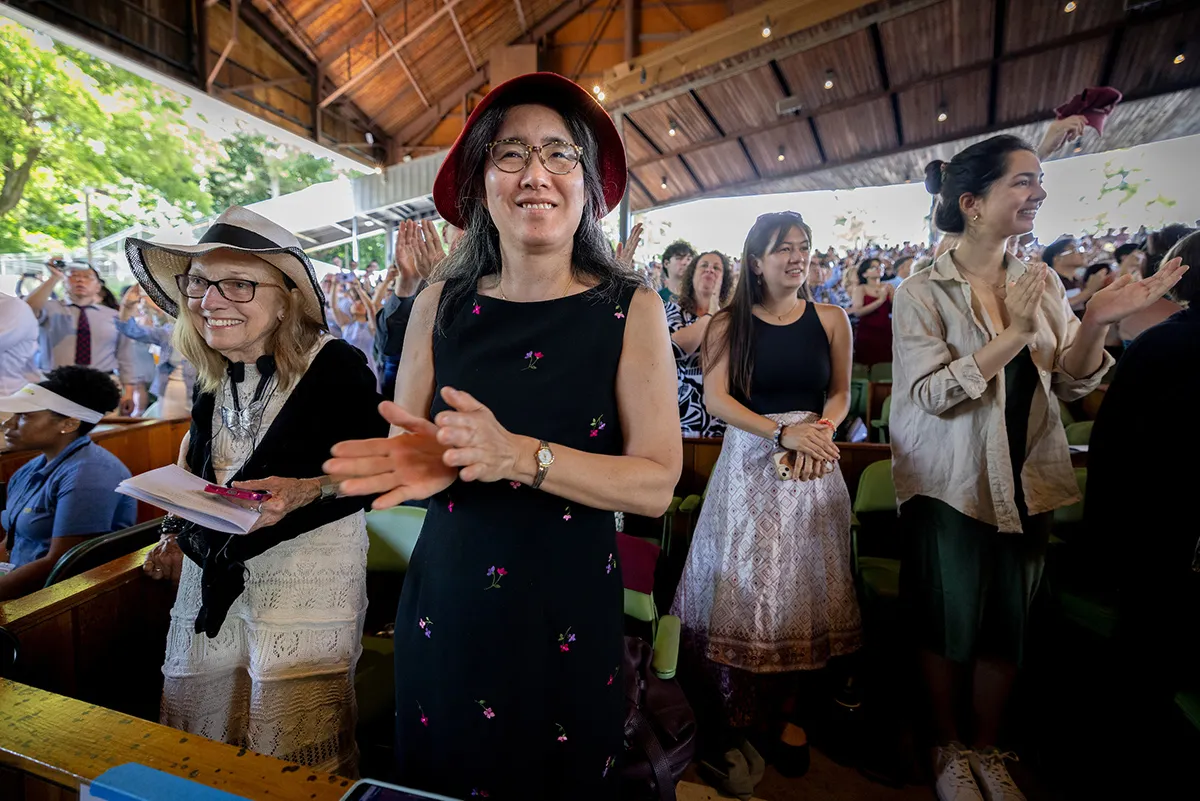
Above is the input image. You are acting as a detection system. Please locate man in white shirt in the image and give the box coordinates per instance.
[0,292,42,397]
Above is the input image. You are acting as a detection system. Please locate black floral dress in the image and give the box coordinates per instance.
[664,301,726,438]
[391,279,635,800]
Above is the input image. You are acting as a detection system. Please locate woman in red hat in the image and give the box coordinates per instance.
[326,73,681,799]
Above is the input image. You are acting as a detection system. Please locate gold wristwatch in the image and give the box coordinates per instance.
[532,440,555,490]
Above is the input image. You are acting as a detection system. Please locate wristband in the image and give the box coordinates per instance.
[770,421,784,448]
[816,418,836,432]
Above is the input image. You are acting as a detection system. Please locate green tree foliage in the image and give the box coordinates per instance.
[206,131,337,211]
[0,21,211,251]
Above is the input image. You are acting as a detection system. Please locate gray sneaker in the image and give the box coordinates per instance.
[934,742,985,801]
[967,747,1026,801]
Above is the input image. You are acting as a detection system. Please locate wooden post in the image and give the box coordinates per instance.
[194,0,208,90]
[312,66,323,144]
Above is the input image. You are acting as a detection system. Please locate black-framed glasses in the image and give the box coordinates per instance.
[176,273,283,303]
[487,139,583,175]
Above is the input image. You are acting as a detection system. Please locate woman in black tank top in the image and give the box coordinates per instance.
[670,213,862,785]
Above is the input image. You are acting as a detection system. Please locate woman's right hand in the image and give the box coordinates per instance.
[780,423,840,462]
[1004,263,1047,336]
[707,289,721,316]
[143,534,183,582]
[323,402,458,509]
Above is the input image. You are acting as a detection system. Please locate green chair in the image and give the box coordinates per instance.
[1059,399,1076,426]
[1065,420,1093,446]
[851,459,900,602]
[850,377,870,419]
[364,505,426,573]
[1052,468,1088,530]
[357,506,427,733]
[870,394,892,443]
[851,363,869,380]
[868,362,892,383]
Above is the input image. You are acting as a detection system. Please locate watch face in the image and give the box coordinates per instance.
[537,447,553,465]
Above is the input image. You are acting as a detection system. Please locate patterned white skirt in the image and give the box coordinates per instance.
[671,412,862,673]
[160,511,369,775]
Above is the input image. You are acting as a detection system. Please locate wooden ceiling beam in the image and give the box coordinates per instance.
[444,0,479,72]
[603,0,875,104]
[623,18,1152,170]
[868,22,903,146]
[571,0,621,81]
[318,0,466,70]
[514,0,528,33]
[606,0,942,113]
[661,0,692,33]
[987,0,1006,127]
[357,0,430,108]
[295,0,340,29]
[319,0,469,108]
[647,82,1200,210]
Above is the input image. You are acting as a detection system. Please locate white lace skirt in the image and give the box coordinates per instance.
[160,511,369,775]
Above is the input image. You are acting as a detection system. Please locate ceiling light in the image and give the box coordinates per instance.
[402,154,412,163]
[667,120,678,137]
[762,16,771,38]
[937,103,948,123]
[660,176,668,190]
[592,85,601,94]
[777,146,785,162]
[373,166,382,174]
[365,132,375,145]
[1063,2,1076,13]
[597,91,606,101]
[824,69,835,90]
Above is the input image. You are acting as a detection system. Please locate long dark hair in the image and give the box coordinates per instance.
[432,103,640,327]
[703,212,813,402]
[678,250,733,316]
[924,134,1035,234]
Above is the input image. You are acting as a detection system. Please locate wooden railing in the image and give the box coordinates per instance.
[0,545,172,722]
[679,437,893,499]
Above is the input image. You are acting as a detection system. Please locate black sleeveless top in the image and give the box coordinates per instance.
[739,299,831,415]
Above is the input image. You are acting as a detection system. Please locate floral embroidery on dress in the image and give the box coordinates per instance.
[589,415,606,437]
[470,791,489,798]
[605,553,617,575]
[447,499,455,513]
[523,351,544,370]
[558,627,576,652]
[484,565,507,590]
[602,755,616,777]
[562,507,572,521]
[606,665,619,685]
[418,702,429,726]
[419,617,433,638]
[476,699,496,719]
[509,481,521,489]
[472,302,481,315]
[614,303,626,319]
[555,723,568,742]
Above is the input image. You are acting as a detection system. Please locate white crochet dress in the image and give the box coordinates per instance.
[159,346,368,775]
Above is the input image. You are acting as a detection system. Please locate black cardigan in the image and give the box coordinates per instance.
[179,338,388,637]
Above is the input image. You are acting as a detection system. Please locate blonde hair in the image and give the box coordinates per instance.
[173,283,323,395]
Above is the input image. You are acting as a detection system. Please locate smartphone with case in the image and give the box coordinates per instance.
[339,778,461,801]
[204,484,270,502]
[771,450,796,481]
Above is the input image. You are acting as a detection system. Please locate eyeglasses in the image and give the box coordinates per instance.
[486,139,583,175]
[176,273,283,303]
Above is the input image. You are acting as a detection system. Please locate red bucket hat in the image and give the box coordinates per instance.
[432,72,627,230]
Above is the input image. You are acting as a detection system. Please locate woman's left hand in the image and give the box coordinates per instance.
[433,386,521,483]
[228,476,320,532]
[1083,256,1189,326]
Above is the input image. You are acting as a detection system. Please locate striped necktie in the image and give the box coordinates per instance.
[74,305,92,366]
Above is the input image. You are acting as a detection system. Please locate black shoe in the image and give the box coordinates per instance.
[776,723,811,778]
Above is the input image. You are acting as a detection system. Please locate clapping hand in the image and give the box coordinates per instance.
[324,402,458,509]
[1083,256,1189,326]
[433,387,522,484]
[616,222,644,268]
[1004,262,1047,336]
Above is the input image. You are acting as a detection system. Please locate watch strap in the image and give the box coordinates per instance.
[532,440,551,490]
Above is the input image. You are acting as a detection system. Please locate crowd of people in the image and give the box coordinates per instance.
[0,70,1196,801]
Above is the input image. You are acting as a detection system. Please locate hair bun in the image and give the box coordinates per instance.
[924,160,945,195]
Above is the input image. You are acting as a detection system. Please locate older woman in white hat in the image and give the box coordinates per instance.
[125,206,387,774]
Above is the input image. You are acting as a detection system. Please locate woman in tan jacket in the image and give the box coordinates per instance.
[891,134,1187,801]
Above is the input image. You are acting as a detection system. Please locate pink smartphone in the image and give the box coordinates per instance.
[205,484,271,502]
